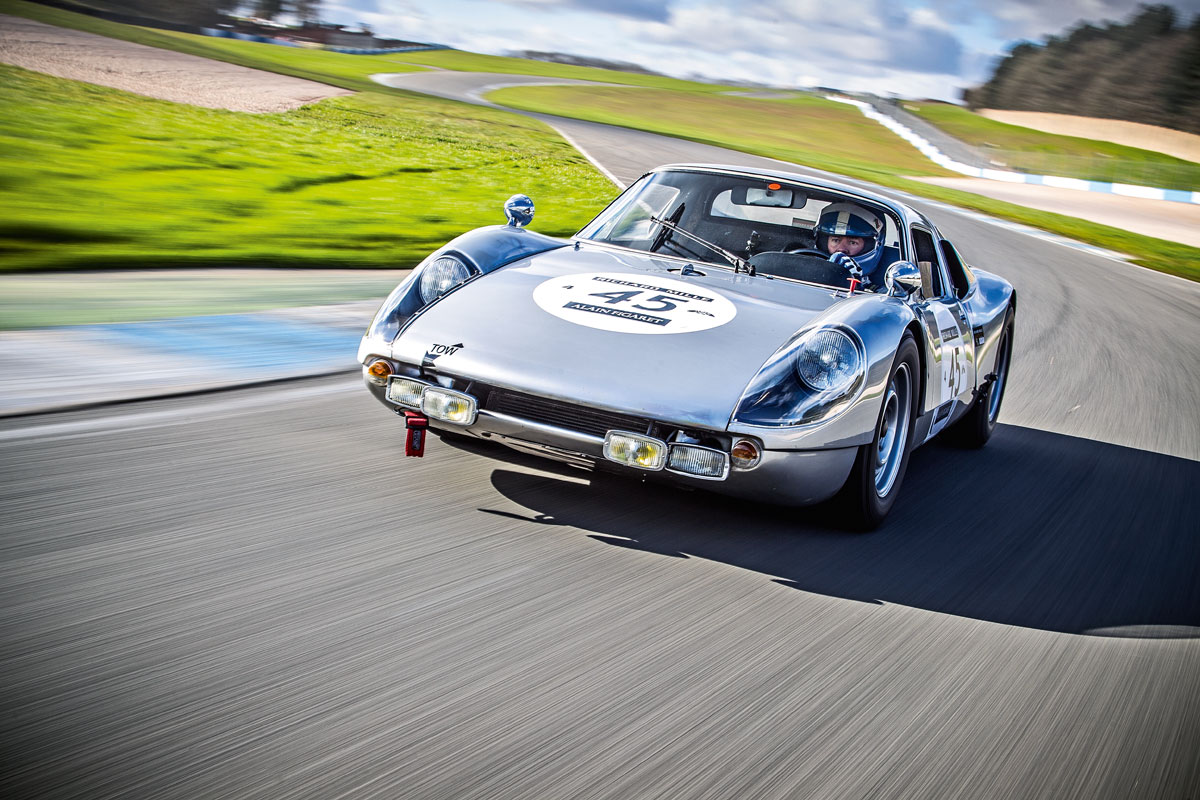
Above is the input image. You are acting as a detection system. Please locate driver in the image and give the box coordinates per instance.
[815,202,899,288]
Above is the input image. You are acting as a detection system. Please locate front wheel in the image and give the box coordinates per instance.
[838,333,919,530]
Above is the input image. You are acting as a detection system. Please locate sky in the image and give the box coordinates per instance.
[316,0,1200,101]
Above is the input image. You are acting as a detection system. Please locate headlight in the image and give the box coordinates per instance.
[795,328,862,393]
[418,255,471,305]
[421,387,478,425]
[604,431,667,471]
[731,325,866,427]
[387,376,427,408]
[666,444,729,480]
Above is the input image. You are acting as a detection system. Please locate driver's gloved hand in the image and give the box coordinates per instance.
[829,252,863,280]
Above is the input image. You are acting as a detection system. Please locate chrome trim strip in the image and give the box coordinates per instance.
[476,409,606,449]
[489,436,597,468]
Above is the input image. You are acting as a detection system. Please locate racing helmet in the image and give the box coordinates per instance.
[815,202,884,253]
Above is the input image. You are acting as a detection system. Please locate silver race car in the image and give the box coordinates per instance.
[359,164,1015,528]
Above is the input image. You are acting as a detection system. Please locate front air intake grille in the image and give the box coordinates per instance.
[485,388,651,439]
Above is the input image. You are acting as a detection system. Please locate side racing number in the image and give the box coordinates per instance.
[943,344,966,399]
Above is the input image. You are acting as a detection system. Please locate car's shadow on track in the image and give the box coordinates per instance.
[469,425,1200,637]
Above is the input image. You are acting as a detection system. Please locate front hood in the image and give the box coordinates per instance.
[393,243,844,429]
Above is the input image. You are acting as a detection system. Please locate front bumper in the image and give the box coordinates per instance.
[363,370,857,507]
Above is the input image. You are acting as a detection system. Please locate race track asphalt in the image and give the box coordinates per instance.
[1,71,1197,800]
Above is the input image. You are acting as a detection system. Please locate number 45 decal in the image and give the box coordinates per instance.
[944,345,966,397]
[589,290,687,313]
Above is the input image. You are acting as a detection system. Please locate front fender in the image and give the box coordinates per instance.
[358,226,569,362]
[728,293,920,450]
[443,225,569,274]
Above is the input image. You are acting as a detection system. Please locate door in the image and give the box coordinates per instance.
[910,226,975,440]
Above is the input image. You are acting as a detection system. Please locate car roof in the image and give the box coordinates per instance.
[650,163,932,229]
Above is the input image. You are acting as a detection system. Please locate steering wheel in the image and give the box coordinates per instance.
[785,247,829,258]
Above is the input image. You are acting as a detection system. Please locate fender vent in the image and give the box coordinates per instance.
[485,389,652,439]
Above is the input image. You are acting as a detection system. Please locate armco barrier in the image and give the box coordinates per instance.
[325,45,447,54]
[197,29,445,55]
[200,28,299,46]
[826,95,1200,205]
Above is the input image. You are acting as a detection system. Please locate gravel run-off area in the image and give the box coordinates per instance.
[979,109,1200,164]
[0,14,353,112]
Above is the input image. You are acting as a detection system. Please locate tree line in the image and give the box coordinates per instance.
[964,4,1200,135]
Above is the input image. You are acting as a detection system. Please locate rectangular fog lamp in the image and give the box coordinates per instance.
[387,376,427,408]
[421,387,478,425]
[667,444,730,480]
[603,431,667,471]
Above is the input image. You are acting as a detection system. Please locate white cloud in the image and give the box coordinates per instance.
[910,6,954,31]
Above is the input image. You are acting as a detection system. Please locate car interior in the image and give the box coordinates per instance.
[584,172,906,290]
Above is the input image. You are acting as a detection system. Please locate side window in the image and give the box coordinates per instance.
[939,239,975,299]
[910,227,945,299]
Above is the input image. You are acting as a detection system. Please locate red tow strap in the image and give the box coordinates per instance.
[404,411,428,457]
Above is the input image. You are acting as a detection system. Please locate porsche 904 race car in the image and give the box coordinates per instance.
[359,164,1015,528]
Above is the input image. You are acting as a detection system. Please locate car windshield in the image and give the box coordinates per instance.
[577,170,904,289]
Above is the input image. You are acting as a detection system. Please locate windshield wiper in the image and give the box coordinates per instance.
[649,214,753,275]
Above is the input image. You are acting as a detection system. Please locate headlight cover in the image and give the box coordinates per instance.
[362,251,477,358]
[795,328,861,393]
[732,325,866,427]
[418,255,472,305]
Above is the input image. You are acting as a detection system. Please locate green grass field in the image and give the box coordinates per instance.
[489,85,953,182]
[905,102,1200,191]
[0,64,614,272]
[388,49,732,92]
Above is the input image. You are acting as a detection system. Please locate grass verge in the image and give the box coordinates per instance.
[388,49,735,92]
[0,64,614,272]
[904,101,1200,191]
[490,85,951,180]
[488,85,1200,280]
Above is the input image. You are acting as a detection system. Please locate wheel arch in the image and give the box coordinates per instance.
[904,319,930,419]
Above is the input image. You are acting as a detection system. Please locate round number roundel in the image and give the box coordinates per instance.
[532,272,737,335]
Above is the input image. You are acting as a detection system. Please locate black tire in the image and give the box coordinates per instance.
[949,309,1014,448]
[837,333,920,530]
